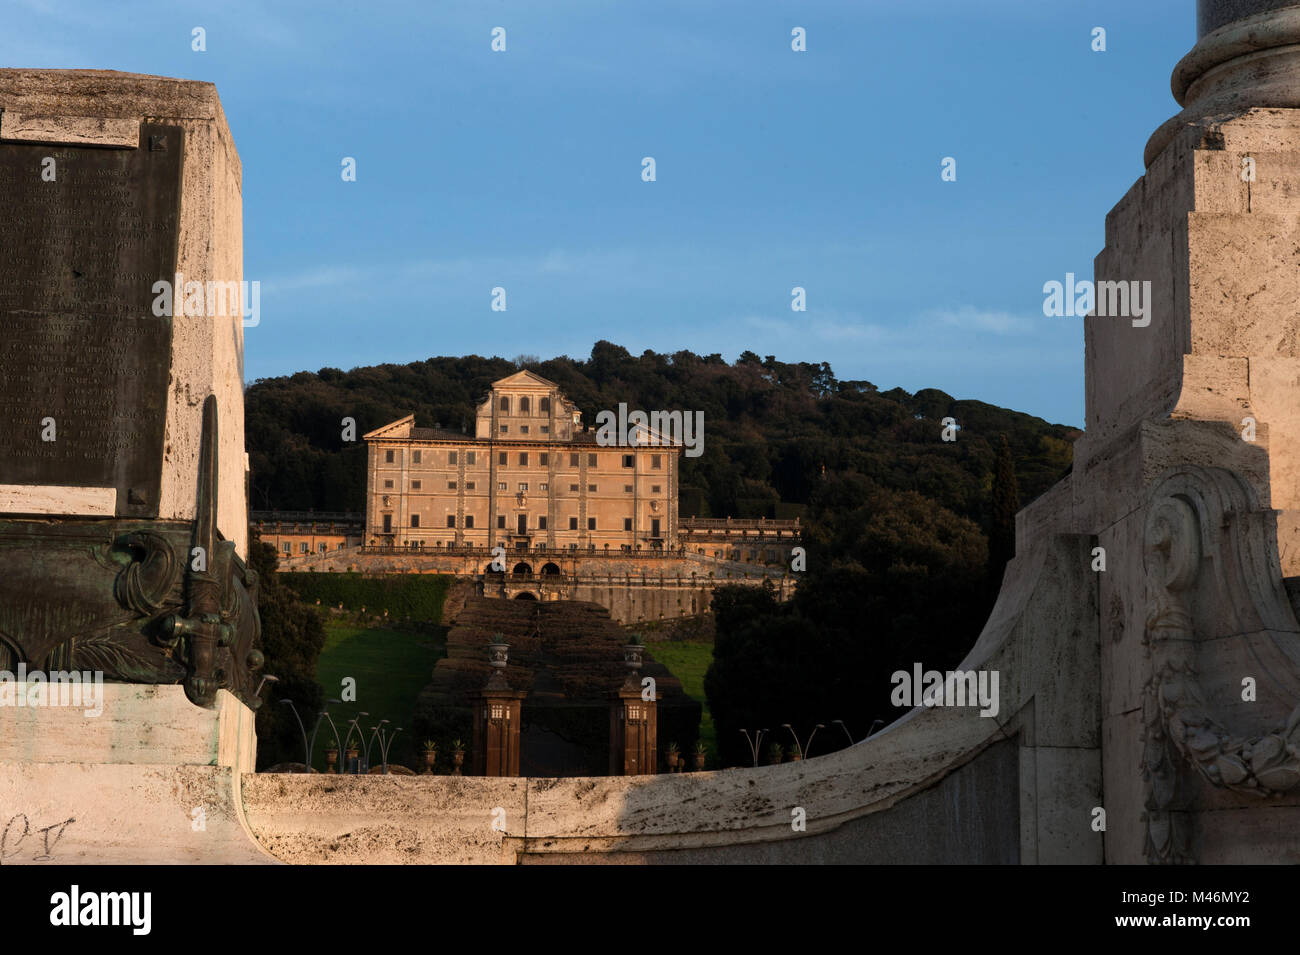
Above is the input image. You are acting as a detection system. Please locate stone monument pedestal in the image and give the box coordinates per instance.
[0,685,273,863]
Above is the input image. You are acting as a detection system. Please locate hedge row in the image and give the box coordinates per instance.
[280,573,451,620]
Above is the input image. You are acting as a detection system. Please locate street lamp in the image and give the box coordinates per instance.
[782,723,824,760]
[738,728,768,768]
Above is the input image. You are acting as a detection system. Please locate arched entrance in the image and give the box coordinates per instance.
[541,562,561,576]
[514,591,538,600]
[512,562,533,577]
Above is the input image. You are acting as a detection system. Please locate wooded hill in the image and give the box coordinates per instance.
[245,340,1078,535]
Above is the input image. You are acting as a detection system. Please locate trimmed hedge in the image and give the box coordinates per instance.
[281,573,451,621]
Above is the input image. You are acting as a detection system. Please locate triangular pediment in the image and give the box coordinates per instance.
[363,414,415,440]
[492,370,558,390]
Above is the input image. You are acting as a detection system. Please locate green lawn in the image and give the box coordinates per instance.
[311,622,446,769]
[648,640,716,759]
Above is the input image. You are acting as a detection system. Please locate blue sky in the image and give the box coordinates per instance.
[6,0,1194,427]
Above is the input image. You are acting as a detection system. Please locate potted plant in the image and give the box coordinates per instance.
[665,742,680,772]
[788,741,803,762]
[324,744,339,775]
[692,741,707,771]
[767,742,784,766]
[421,740,437,774]
[450,739,466,775]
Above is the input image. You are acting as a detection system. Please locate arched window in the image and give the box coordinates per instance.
[520,396,531,414]
[540,397,551,414]
[499,396,510,413]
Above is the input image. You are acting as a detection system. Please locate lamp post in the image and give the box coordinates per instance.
[832,719,854,746]
[370,722,402,773]
[278,698,310,772]
[782,723,824,760]
[343,712,369,772]
[738,728,768,768]
[365,718,389,772]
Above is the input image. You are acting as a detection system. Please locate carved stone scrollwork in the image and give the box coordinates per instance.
[1142,466,1300,864]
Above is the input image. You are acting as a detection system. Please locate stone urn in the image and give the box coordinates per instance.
[422,750,437,774]
[451,750,465,775]
[693,751,706,771]
[324,748,338,774]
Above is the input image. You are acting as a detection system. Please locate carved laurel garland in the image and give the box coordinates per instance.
[1142,467,1300,864]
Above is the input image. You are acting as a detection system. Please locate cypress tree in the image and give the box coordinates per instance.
[989,433,1019,591]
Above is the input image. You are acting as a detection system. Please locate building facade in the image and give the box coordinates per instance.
[363,371,681,556]
[251,512,363,558]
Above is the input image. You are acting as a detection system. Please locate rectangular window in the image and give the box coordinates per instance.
[622,454,635,468]
[624,485,633,493]
[384,479,394,489]
[569,453,579,467]
[499,452,508,466]
[412,480,422,490]
[569,483,579,492]
[587,517,597,531]
[588,454,597,467]
[382,514,392,533]
[448,451,456,465]
[539,482,548,491]
[411,514,420,528]
[465,515,475,529]
[466,481,476,490]
[500,425,508,433]
[518,483,528,492]
[541,426,549,433]
[623,518,632,531]
[498,515,506,529]
[385,450,394,463]
[588,484,597,492]
[538,516,547,530]
[498,482,507,491]
[448,481,457,490]
[652,454,662,469]
[540,453,549,466]
[446,515,456,528]
[466,451,476,465]
[413,450,422,464]
[518,452,528,466]
[282,542,291,554]
[520,426,529,434]
[569,517,578,530]
[651,485,661,493]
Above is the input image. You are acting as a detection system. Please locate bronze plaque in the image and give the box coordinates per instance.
[0,121,182,517]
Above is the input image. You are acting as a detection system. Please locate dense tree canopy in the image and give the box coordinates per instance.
[249,536,327,769]
[245,342,1077,533]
